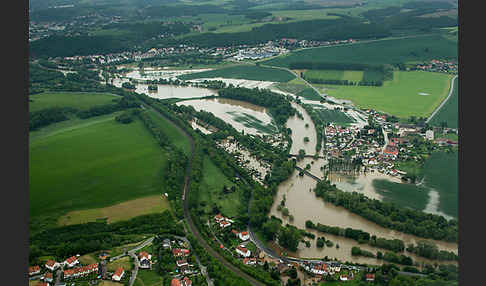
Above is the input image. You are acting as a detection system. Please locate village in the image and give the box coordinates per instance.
[28,236,202,286]
[413,59,458,74]
[323,108,458,179]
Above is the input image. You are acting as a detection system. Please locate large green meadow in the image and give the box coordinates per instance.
[262,34,457,67]
[304,69,364,82]
[429,77,458,128]
[29,116,168,218]
[178,64,295,82]
[323,71,453,118]
[29,92,118,112]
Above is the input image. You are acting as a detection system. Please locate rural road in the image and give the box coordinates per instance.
[147,104,266,286]
[126,237,154,286]
[426,75,458,124]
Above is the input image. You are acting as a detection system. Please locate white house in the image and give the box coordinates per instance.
[236,245,251,257]
[112,267,124,281]
[238,231,250,241]
[220,220,231,228]
[176,259,189,267]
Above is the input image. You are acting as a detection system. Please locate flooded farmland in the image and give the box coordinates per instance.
[176,97,278,136]
[110,78,217,99]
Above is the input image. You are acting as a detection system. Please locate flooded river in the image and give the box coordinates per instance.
[176,97,278,136]
[269,170,458,265]
[266,101,458,266]
[287,102,318,156]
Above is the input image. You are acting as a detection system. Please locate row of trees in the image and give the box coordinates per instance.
[29,212,182,265]
[313,180,458,242]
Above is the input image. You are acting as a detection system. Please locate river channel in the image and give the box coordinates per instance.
[268,102,458,266]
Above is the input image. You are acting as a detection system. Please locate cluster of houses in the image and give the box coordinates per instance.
[302,261,376,282]
[171,276,193,286]
[214,214,234,229]
[161,237,197,281]
[63,263,99,279]
[414,59,458,74]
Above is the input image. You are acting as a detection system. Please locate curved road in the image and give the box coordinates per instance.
[426,75,458,124]
[148,105,265,286]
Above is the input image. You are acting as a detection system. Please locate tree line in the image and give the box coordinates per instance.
[313,180,458,242]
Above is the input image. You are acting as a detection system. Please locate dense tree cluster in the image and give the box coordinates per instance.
[29,212,181,265]
[406,241,458,261]
[218,87,296,125]
[29,107,73,131]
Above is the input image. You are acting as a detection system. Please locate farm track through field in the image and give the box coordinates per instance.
[146,105,265,286]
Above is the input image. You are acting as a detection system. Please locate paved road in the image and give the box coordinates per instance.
[426,75,458,124]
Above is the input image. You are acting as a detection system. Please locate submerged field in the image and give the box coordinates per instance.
[263,34,457,67]
[429,77,458,128]
[322,71,453,118]
[178,64,295,82]
[373,151,458,219]
[29,116,168,219]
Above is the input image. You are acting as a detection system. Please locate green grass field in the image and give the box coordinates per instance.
[198,156,241,218]
[323,71,453,118]
[429,77,458,128]
[29,92,118,112]
[145,108,192,155]
[262,34,457,67]
[29,117,168,219]
[178,64,295,82]
[134,269,164,286]
[373,179,430,211]
[303,70,364,82]
[310,106,355,125]
[422,151,458,218]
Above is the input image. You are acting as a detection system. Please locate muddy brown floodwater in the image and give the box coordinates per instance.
[268,101,458,267]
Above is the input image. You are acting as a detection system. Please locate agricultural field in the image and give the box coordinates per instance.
[58,195,171,226]
[422,151,458,218]
[262,34,457,67]
[274,79,322,101]
[197,156,241,218]
[178,64,295,82]
[429,77,458,128]
[29,116,168,220]
[303,70,364,82]
[29,92,118,112]
[322,71,454,118]
[310,106,355,125]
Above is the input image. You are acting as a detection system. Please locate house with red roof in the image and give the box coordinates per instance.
[138,251,152,269]
[243,258,257,265]
[45,260,60,271]
[366,273,375,281]
[112,267,124,281]
[214,214,224,222]
[43,272,53,283]
[383,145,398,157]
[29,266,41,276]
[36,282,49,286]
[238,231,250,241]
[173,248,190,257]
[171,277,192,286]
[63,256,79,268]
[220,220,231,228]
[236,245,251,257]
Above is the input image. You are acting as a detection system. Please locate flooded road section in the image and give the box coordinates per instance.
[176,97,277,136]
[287,102,318,156]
